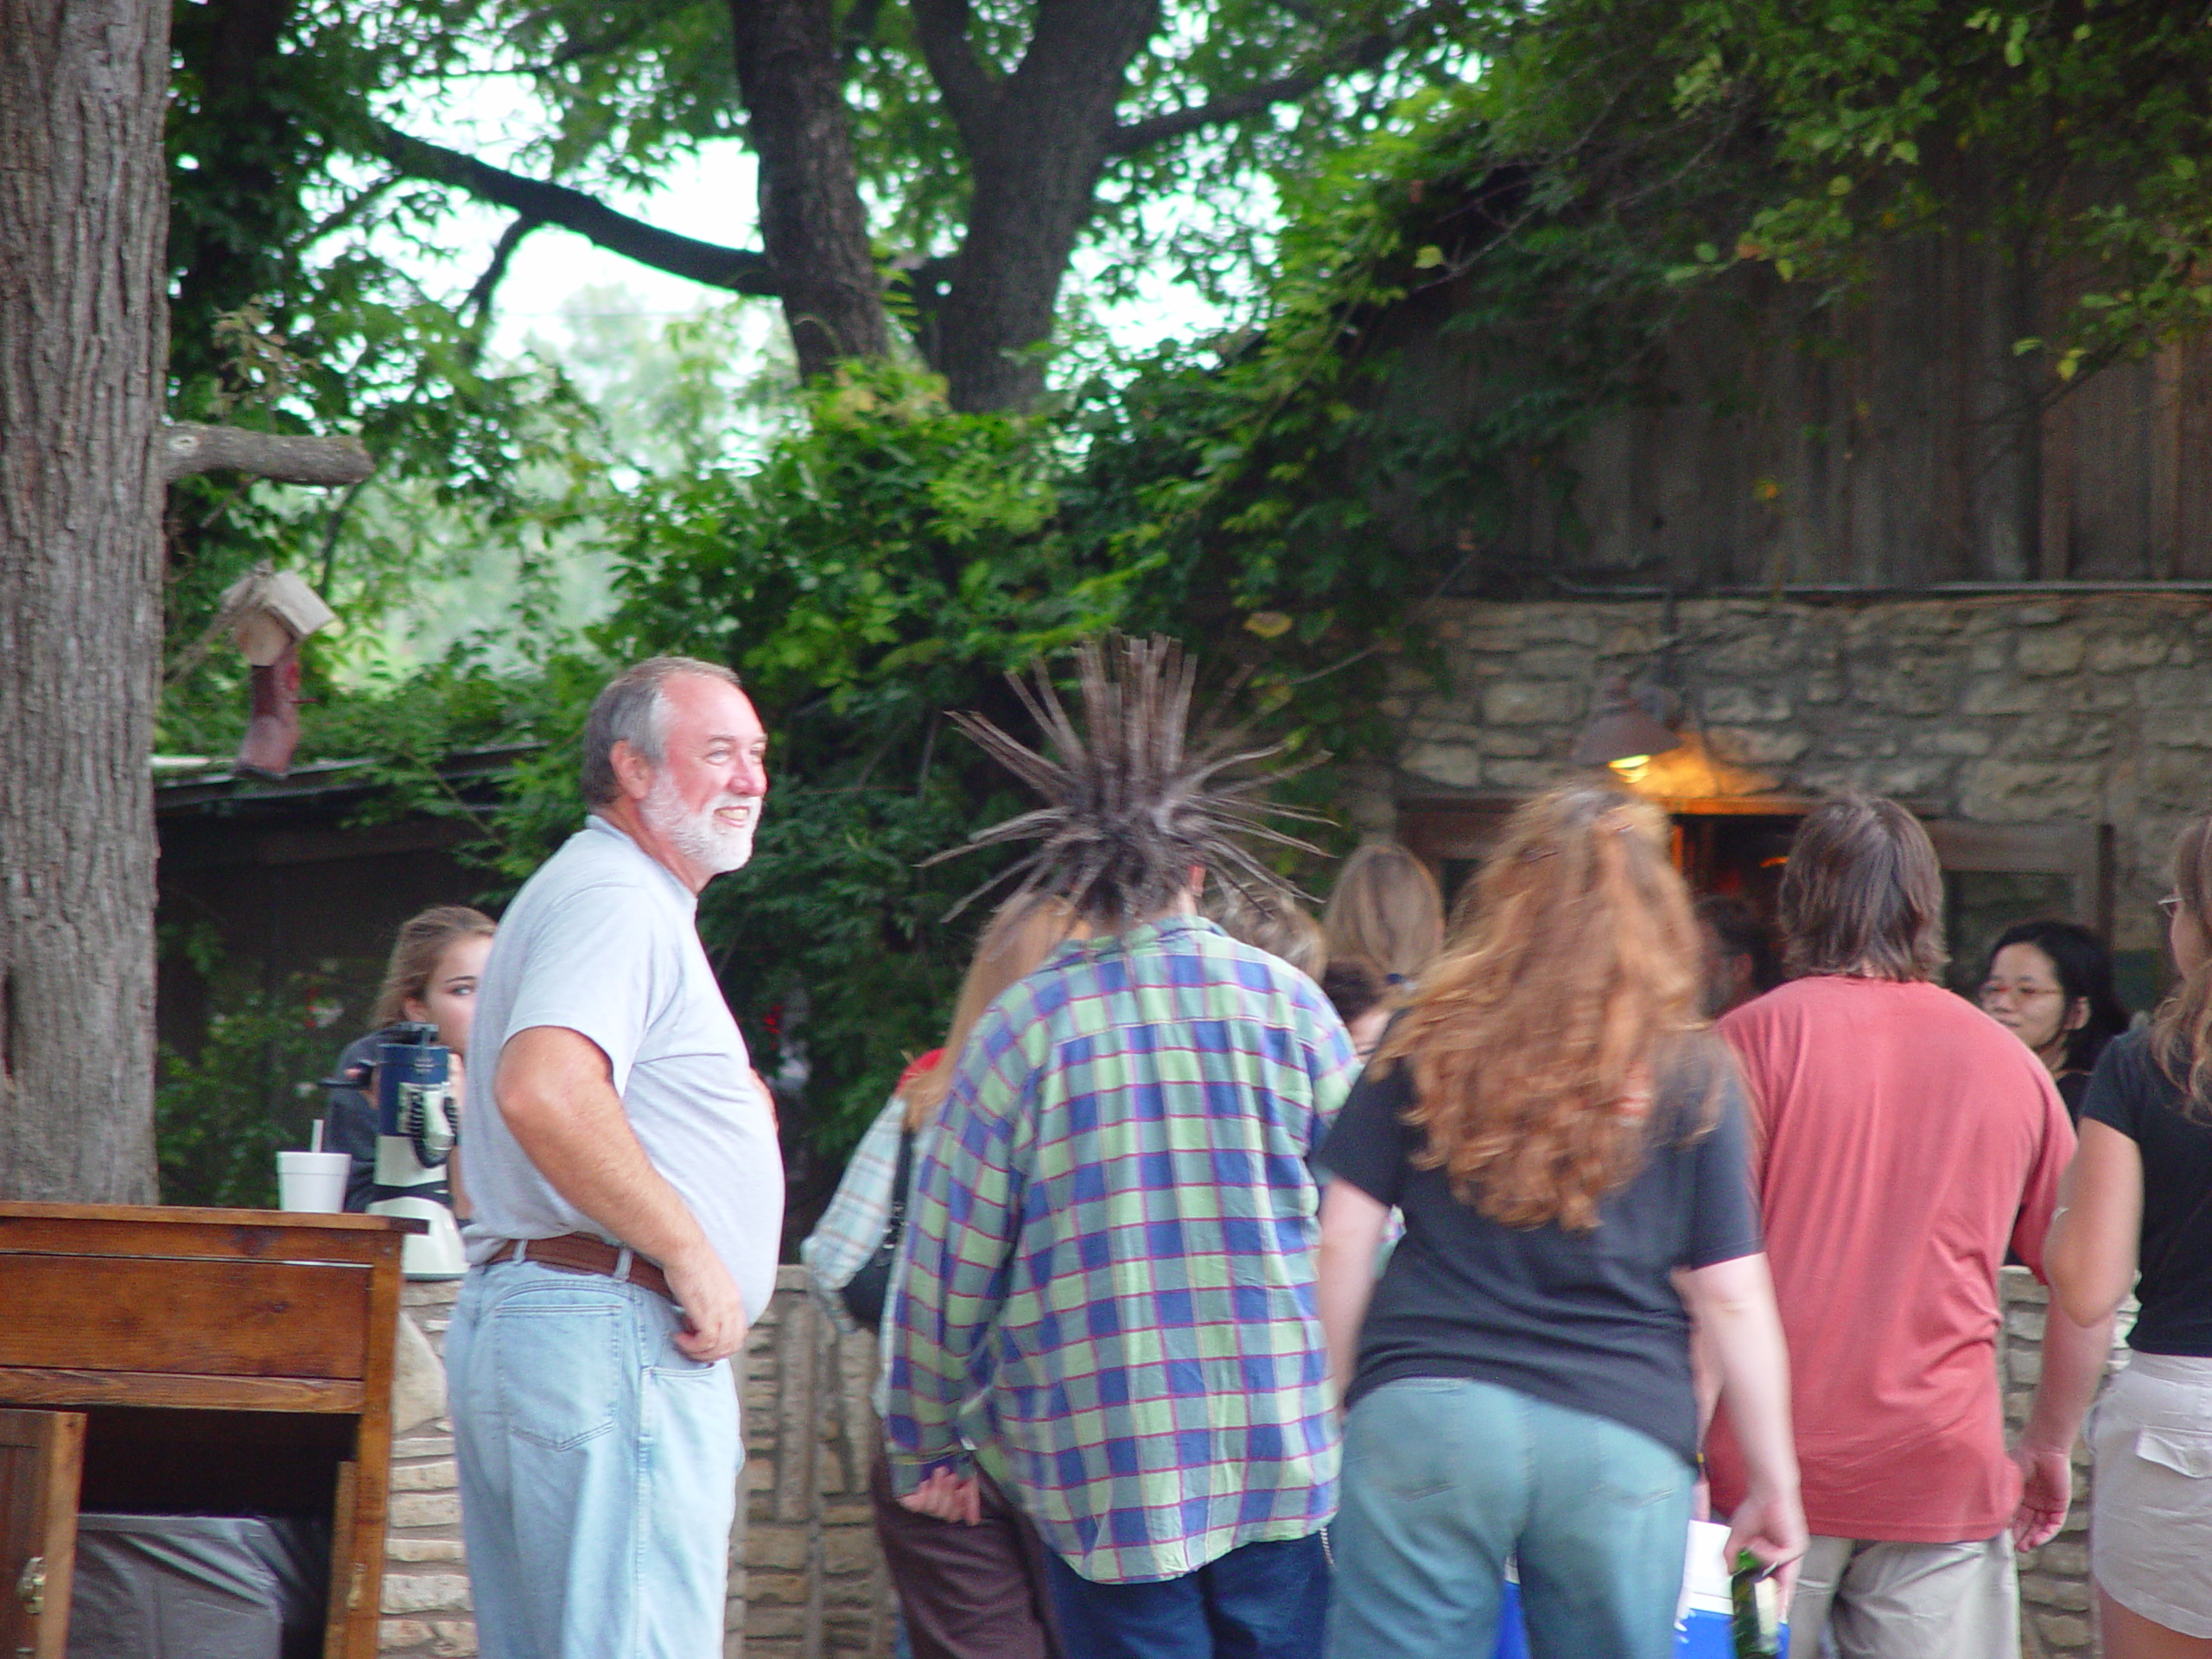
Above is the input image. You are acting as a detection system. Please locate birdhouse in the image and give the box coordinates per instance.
[222,564,334,779]
[223,565,334,666]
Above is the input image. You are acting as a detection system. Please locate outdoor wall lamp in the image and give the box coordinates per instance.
[1571,675,1683,772]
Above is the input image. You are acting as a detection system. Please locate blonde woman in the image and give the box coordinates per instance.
[325,905,496,1213]
[1316,785,1804,1659]
[1322,840,1446,986]
[2049,814,2212,1657]
[802,893,1077,1659]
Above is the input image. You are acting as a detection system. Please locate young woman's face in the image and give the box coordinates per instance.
[403,931,493,1058]
[1980,943,2084,1067]
[2171,897,2209,980]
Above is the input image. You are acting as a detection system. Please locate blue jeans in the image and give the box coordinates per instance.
[448,1258,740,1659]
[1046,1533,1329,1659]
[1325,1376,1693,1659]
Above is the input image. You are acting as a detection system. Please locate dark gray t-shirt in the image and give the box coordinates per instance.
[461,815,785,1321]
[1318,1036,1760,1465]
[2082,1029,2212,1357]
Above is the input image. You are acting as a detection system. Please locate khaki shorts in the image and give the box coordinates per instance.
[1788,1532,2017,1659]
[2090,1351,2212,1638]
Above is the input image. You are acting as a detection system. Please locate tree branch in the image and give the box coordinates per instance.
[1104,8,1440,157]
[466,215,544,319]
[366,119,780,296]
[907,0,997,143]
[1106,69,1327,155]
[841,0,888,67]
[161,424,376,486]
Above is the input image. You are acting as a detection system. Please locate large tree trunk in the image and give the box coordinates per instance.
[0,0,170,1201]
[729,0,893,379]
[915,0,1161,411]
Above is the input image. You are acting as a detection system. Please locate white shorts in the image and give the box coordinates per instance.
[2091,1352,2212,1637]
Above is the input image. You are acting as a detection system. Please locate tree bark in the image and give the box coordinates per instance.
[161,424,376,486]
[916,0,1162,410]
[728,0,893,379]
[0,0,171,1201]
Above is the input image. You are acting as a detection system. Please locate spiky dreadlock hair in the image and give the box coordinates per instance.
[927,634,1328,926]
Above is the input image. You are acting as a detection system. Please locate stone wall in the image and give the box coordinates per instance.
[376,1263,2109,1657]
[733,1265,897,1659]
[1387,591,2212,960]
[372,1268,895,1659]
[2000,1269,2107,1659]
[378,1281,473,1659]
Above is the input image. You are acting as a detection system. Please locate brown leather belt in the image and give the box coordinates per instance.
[485,1233,673,1302]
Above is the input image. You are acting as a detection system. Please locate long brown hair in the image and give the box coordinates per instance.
[1375,785,1714,1231]
[372,906,497,1028]
[1324,841,1446,982]
[1778,795,1946,982]
[2153,814,2212,1116]
[902,893,1080,1129]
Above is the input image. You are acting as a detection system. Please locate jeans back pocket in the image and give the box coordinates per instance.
[492,1299,626,1451]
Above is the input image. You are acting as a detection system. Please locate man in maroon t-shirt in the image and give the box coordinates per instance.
[1705,796,2111,1659]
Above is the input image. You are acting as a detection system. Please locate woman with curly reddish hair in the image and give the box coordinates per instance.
[1316,784,1805,1659]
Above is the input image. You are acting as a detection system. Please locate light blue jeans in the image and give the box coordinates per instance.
[1325,1376,1694,1659]
[448,1258,740,1659]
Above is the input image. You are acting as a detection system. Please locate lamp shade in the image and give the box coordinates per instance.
[1570,676,1682,768]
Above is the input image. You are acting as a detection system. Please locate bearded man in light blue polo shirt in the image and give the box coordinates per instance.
[447,655,785,1659]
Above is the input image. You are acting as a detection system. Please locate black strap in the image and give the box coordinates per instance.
[884,1127,915,1249]
[836,1127,916,1331]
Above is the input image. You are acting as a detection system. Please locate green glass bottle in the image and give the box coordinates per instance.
[1730,1548,1781,1658]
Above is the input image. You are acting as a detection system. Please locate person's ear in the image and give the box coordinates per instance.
[1188,863,1207,894]
[2063,996,2090,1034]
[403,996,430,1025]
[610,738,654,803]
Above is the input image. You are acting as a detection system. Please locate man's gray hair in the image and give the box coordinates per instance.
[580,656,744,806]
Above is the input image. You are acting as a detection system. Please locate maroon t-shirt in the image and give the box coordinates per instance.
[1706,976,2075,1542]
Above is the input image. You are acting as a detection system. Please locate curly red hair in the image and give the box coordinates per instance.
[1376,784,1718,1231]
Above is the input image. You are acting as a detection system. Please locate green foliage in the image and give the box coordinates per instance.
[156,961,354,1209]
[161,0,606,759]
[1659,0,2212,366]
[584,365,1138,1152]
[430,0,1469,308]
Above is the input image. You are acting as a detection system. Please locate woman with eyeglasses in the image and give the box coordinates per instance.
[2048,820,2212,1656]
[1978,918,2131,1121]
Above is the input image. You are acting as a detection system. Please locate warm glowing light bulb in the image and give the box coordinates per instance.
[1607,754,1651,773]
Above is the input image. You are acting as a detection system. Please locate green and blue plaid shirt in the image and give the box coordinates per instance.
[884,914,1361,1584]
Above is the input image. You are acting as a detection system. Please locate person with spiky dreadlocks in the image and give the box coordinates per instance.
[883,636,1361,1659]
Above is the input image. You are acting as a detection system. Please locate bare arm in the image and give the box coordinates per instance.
[1680,1253,1806,1586]
[1675,1267,1722,1440]
[2009,1292,2113,1548]
[495,1024,747,1361]
[1317,1179,1391,1410]
[2044,1120,2142,1327]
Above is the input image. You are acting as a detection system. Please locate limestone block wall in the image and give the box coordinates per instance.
[2000,1268,2107,1659]
[373,1265,2103,1656]
[1389,592,2212,958]
[378,1281,473,1659]
[731,1265,897,1659]
[372,1268,895,1659]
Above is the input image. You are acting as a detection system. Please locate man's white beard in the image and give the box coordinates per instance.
[642,771,758,874]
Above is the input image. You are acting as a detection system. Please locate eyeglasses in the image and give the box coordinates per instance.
[1980,981,2061,1004]
[2161,895,2184,921]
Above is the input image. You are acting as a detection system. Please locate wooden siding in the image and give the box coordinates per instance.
[1385,223,2212,588]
